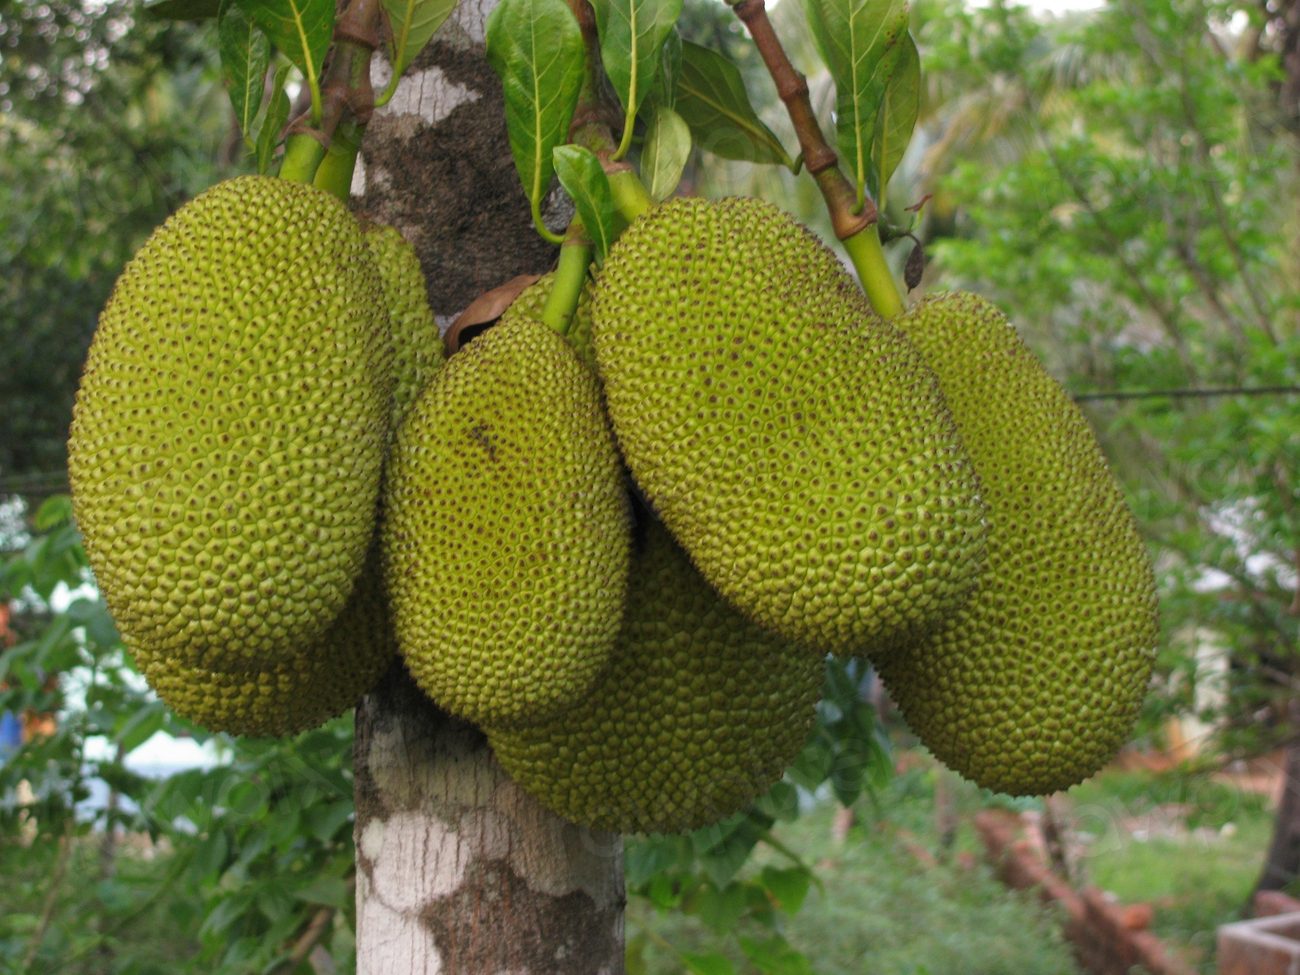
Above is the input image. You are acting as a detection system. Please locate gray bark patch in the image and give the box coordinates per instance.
[421,858,626,974]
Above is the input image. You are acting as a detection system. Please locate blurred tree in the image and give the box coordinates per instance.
[0,0,235,501]
[912,0,1299,903]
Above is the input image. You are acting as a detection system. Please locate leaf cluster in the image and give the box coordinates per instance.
[1,500,359,973]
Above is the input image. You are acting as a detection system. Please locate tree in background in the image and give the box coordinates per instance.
[0,0,234,497]
[909,0,1299,901]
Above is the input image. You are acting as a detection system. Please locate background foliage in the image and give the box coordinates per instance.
[2,0,1298,971]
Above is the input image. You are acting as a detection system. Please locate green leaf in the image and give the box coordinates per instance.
[115,701,166,753]
[643,872,685,910]
[193,829,230,881]
[144,0,222,19]
[738,935,815,975]
[754,780,800,822]
[485,0,585,243]
[687,881,749,933]
[683,952,736,975]
[64,596,119,649]
[33,494,73,531]
[871,30,919,207]
[625,835,692,887]
[218,2,270,144]
[255,64,292,174]
[293,876,350,906]
[759,865,812,914]
[788,735,834,790]
[590,0,683,156]
[651,28,682,109]
[677,42,794,169]
[553,144,615,263]
[304,799,354,842]
[382,0,459,79]
[802,0,909,206]
[234,0,334,123]
[641,105,690,201]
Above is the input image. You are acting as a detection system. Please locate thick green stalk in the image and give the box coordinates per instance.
[279,132,328,184]
[314,118,365,203]
[541,225,592,334]
[607,168,653,224]
[843,226,905,320]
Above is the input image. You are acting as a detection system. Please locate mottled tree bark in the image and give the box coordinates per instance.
[352,1,626,969]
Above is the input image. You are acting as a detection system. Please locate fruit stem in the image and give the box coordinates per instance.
[313,117,365,202]
[844,227,906,319]
[730,0,907,317]
[281,0,381,191]
[607,167,654,223]
[541,222,592,335]
[279,131,328,184]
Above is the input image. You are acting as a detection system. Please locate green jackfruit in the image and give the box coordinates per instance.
[69,175,392,676]
[157,227,440,736]
[136,549,394,737]
[871,292,1158,795]
[500,271,595,368]
[363,224,444,422]
[489,517,822,834]
[592,196,987,654]
[382,317,631,728]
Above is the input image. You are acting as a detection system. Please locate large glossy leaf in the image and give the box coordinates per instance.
[641,104,690,201]
[650,27,682,109]
[485,0,585,240]
[234,0,334,123]
[870,29,920,206]
[802,0,909,205]
[255,64,292,174]
[676,42,794,169]
[382,0,459,80]
[553,144,615,264]
[590,0,682,154]
[218,2,270,143]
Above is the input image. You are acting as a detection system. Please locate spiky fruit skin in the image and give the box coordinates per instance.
[69,175,391,674]
[488,519,821,835]
[593,196,987,655]
[382,318,631,728]
[137,549,395,737]
[363,224,444,422]
[500,271,595,368]
[871,293,1158,796]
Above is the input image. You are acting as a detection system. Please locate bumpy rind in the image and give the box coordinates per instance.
[872,292,1158,796]
[592,196,987,654]
[488,519,822,835]
[499,271,596,369]
[363,224,445,423]
[69,175,391,673]
[382,317,631,728]
[137,548,395,736]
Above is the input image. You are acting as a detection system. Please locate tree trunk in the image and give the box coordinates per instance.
[1252,701,1300,905]
[352,1,626,969]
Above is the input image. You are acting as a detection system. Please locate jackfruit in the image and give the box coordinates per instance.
[592,196,987,655]
[382,317,631,728]
[870,292,1158,796]
[135,549,394,737]
[154,227,437,736]
[69,175,392,674]
[363,223,444,422]
[499,271,595,368]
[488,517,822,835]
